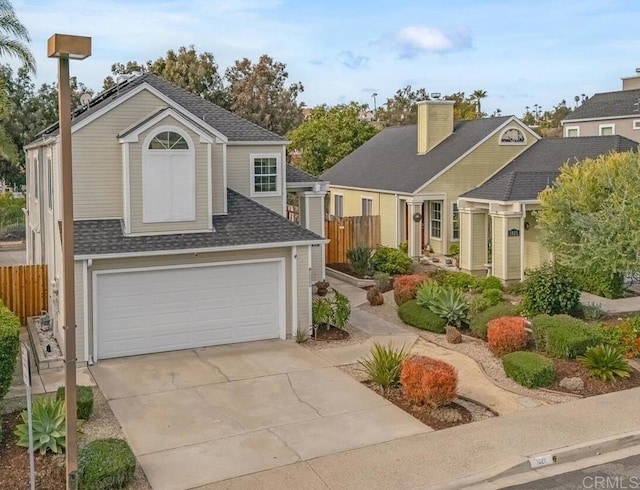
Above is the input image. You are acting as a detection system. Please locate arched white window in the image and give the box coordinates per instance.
[142,127,195,223]
[499,127,527,145]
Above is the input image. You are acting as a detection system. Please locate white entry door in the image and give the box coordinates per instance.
[94,260,283,359]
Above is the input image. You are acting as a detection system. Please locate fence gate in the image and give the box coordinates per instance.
[0,264,48,324]
[325,215,381,264]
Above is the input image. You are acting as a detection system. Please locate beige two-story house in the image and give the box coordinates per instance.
[25,73,328,363]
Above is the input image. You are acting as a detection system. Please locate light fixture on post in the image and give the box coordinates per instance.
[47,33,91,490]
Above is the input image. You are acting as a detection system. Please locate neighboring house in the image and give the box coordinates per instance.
[562,73,640,142]
[322,100,539,258]
[459,136,637,281]
[24,73,328,363]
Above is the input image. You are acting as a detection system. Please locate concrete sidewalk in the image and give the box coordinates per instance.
[205,386,640,490]
[581,292,640,315]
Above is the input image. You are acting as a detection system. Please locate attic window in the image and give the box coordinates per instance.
[499,128,526,145]
[148,131,189,150]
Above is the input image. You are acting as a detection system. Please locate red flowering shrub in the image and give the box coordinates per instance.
[394,275,430,306]
[487,316,527,356]
[400,356,458,408]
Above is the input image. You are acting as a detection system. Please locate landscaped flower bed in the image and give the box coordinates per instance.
[384,265,640,398]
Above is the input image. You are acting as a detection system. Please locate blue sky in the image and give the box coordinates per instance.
[12,0,640,117]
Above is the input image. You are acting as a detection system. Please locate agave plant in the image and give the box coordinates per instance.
[579,344,632,382]
[358,343,410,392]
[428,286,469,327]
[415,281,442,310]
[15,397,66,454]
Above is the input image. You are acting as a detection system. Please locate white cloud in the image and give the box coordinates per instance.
[396,26,471,57]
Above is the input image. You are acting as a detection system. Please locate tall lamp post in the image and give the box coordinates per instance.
[47,33,91,490]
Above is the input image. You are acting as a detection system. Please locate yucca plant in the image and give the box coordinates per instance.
[579,344,632,382]
[415,281,442,310]
[346,247,374,277]
[359,343,410,393]
[15,397,66,454]
[428,286,469,327]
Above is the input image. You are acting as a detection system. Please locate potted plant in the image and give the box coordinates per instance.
[315,279,330,296]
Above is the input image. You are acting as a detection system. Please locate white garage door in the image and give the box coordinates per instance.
[95,261,283,359]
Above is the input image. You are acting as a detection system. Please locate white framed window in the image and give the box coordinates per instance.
[499,127,527,145]
[334,194,344,218]
[452,203,459,240]
[565,126,580,137]
[250,153,281,197]
[633,120,640,130]
[142,127,196,223]
[430,201,442,239]
[361,197,373,216]
[599,124,615,136]
[34,156,39,200]
[47,156,53,211]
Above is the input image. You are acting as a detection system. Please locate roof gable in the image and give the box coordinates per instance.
[33,73,284,145]
[322,116,533,194]
[462,135,638,202]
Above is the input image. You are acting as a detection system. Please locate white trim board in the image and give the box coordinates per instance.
[119,107,216,144]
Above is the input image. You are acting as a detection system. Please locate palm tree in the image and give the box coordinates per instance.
[471,89,487,116]
[0,0,34,164]
[0,0,34,73]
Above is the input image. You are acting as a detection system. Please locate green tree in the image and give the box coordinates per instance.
[225,54,304,135]
[537,151,640,294]
[103,46,228,107]
[445,92,480,120]
[287,103,379,175]
[376,85,429,126]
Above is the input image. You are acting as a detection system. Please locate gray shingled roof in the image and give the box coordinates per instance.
[462,136,638,202]
[564,88,640,121]
[73,189,321,256]
[37,73,284,142]
[286,165,321,183]
[321,116,514,193]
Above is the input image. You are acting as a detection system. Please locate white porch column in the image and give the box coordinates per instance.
[302,190,326,281]
[406,199,424,258]
[459,207,488,274]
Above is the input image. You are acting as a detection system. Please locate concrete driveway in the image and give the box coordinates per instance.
[90,340,428,490]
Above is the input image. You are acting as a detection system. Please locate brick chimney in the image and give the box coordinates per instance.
[417,100,455,154]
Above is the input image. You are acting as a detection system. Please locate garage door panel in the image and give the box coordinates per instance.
[96,261,283,359]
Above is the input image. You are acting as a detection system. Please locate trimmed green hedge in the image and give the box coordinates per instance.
[0,301,21,403]
[531,314,601,359]
[79,438,136,490]
[56,385,94,420]
[469,303,521,340]
[503,351,555,388]
[398,300,447,333]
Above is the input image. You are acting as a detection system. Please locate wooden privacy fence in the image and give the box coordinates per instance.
[0,264,48,325]
[325,215,381,264]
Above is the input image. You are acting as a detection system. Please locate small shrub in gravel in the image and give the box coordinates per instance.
[79,438,136,490]
[481,276,503,291]
[487,317,528,356]
[57,385,94,420]
[398,300,446,333]
[502,351,555,388]
[393,275,429,306]
[400,356,458,408]
[469,303,521,340]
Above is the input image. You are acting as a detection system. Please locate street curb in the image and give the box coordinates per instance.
[431,430,640,490]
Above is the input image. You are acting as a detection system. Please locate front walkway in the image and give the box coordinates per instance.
[328,277,545,415]
[581,292,640,315]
